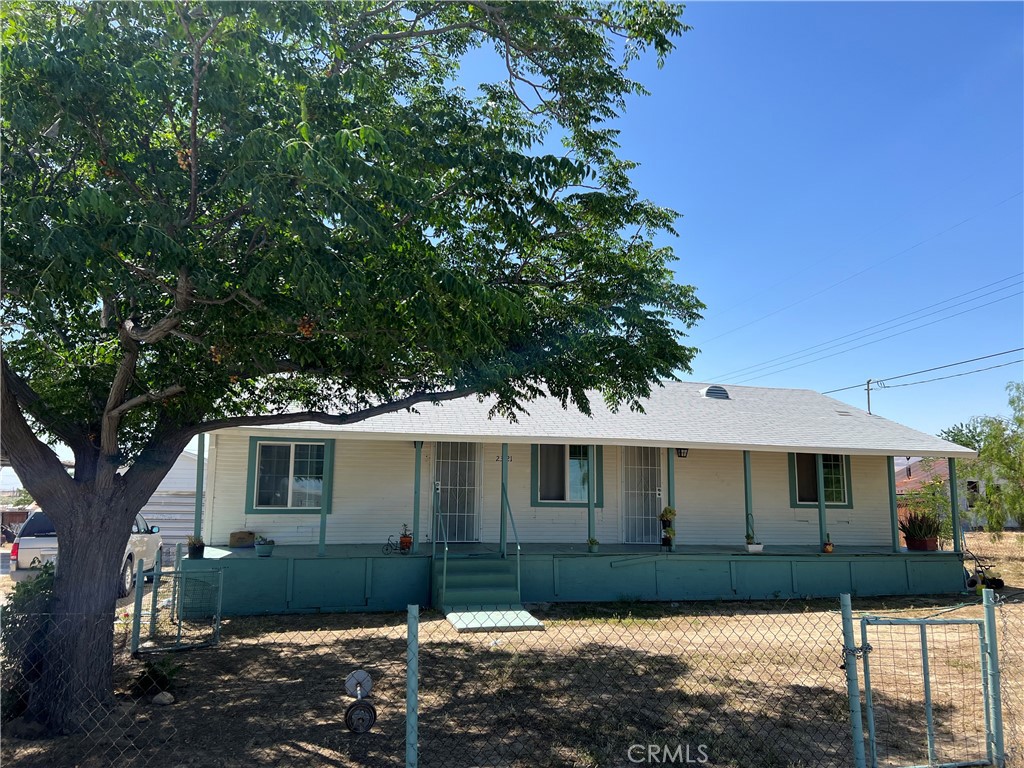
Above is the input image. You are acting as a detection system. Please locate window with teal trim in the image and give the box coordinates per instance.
[791,453,852,506]
[255,442,324,508]
[532,444,603,506]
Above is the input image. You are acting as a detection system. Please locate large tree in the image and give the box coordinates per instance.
[1,1,701,730]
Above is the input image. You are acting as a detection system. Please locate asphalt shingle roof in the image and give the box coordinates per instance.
[242,381,974,458]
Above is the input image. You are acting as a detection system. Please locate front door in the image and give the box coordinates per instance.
[434,442,479,542]
[623,446,662,544]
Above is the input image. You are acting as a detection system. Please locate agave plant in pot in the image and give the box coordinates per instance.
[899,512,941,551]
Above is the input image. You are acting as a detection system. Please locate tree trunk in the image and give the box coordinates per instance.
[25,495,136,734]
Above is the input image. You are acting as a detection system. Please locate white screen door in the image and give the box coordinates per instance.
[434,442,479,542]
[623,446,662,544]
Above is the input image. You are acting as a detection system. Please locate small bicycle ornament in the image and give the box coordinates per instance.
[381,524,413,555]
[344,670,377,733]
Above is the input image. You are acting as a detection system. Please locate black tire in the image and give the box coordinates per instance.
[117,557,134,598]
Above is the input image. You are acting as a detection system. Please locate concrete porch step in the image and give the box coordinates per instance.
[444,604,545,632]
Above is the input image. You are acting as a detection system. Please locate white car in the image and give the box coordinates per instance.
[10,511,163,597]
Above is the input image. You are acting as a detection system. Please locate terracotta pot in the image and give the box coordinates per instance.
[906,537,938,552]
[399,535,413,552]
[822,542,834,553]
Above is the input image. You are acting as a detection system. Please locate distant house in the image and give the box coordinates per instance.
[0,451,203,554]
[897,457,1014,531]
[180,381,976,619]
[139,450,204,558]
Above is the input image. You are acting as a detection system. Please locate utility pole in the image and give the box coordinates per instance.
[866,379,873,415]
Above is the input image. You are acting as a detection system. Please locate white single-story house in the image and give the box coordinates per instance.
[181,381,975,620]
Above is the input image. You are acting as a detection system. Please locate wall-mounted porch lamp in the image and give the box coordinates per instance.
[675,448,688,458]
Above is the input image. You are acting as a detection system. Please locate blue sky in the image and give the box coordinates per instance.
[615,1,1022,435]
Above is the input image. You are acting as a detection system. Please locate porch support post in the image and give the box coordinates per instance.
[948,458,962,554]
[816,453,828,547]
[412,441,423,555]
[887,457,901,552]
[587,445,596,544]
[500,443,509,558]
[193,433,205,539]
[666,448,676,509]
[743,450,754,539]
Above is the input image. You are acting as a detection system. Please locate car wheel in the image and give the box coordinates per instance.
[118,557,134,598]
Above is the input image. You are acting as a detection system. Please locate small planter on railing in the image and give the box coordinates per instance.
[587,537,599,554]
[255,535,276,557]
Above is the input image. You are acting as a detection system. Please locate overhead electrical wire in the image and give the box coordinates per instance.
[709,273,1023,382]
[693,189,1024,346]
[875,360,1023,390]
[726,291,1022,385]
[821,348,1024,394]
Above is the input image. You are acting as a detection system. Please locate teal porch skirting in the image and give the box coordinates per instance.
[179,545,965,615]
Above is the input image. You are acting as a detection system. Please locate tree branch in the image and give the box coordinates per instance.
[0,357,78,508]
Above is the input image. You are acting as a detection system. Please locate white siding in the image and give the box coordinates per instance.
[205,431,895,547]
[673,450,892,547]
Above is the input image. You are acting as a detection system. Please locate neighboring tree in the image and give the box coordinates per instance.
[938,418,986,452]
[0,2,701,730]
[9,487,34,507]
[972,383,1024,530]
[937,383,1024,532]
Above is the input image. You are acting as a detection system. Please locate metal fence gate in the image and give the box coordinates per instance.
[841,592,1006,768]
[130,548,223,654]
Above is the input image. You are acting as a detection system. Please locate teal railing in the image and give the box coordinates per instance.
[432,485,450,607]
[502,486,522,599]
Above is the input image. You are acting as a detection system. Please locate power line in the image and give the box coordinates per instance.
[729,291,1021,384]
[693,189,1024,345]
[821,348,1024,394]
[876,359,1023,390]
[710,273,1023,381]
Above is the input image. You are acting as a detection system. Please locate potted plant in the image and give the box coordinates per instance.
[587,537,599,554]
[745,533,763,553]
[399,523,413,553]
[822,533,834,554]
[186,535,205,560]
[254,535,276,557]
[661,527,675,548]
[899,512,941,551]
[659,506,677,531]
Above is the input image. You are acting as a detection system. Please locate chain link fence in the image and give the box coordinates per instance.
[415,602,852,768]
[2,596,1020,767]
[996,594,1024,767]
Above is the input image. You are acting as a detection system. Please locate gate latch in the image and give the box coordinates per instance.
[839,643,872,670]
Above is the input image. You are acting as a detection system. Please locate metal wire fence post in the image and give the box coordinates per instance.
[148,547,163,640]
[983,589,1005,766]
[130,558,144,654]
[406,603,419,768]
[841,593,868,768]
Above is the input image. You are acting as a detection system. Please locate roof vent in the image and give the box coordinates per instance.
[700,385,730,400]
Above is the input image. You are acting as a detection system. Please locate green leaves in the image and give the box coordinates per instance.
[2,0,702,463]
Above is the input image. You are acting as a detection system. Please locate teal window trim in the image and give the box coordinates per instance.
[788,453,854,510]
[530,444,604,508]
[245,437,335,515]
